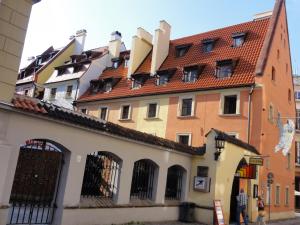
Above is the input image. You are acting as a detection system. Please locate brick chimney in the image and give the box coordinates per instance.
[108,31,122,58]
[150,20,171,75]
[127,27,153,77]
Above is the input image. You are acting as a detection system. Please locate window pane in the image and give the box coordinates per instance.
[217,64,232,78]
[203,43,213,52]
[233,37,244,47]
[148,103,157,118]
[183,69,198,82]
[121,105,130,119]
[223,95,237,114]
[104,82,112,92]
[158,75,168,85]
[197,166,209,177]
[100,107,107,120]
[178,135,189,145]
[181,98,193,116]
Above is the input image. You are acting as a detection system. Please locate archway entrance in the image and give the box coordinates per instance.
[7,139,64,224]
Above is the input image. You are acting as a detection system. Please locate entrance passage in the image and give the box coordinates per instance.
[229,177,240,223]
[8,140,64,224]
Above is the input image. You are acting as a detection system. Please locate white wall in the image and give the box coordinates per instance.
[15,83,35,97]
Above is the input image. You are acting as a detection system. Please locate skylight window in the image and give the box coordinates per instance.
[202,39,216,53]
[216,59,238,78]
[157,74,169,85]
[183,68,198,83]
[175,44,192,57]
[232,32,247,47]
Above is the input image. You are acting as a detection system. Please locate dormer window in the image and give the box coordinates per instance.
[175,44,192,57]
[124,59,129,68]
[157,74,169,85]
[112,61,119,69]
[232,32,246,47]
[132,78,142,89]
[73,65,83,73]
[104,82,112,92]
[183,68,198,83]
[156,68,176,86]
[131,73,149,89]
[57,68,66,76]
[202,39,215,53]
[216,59,238,78]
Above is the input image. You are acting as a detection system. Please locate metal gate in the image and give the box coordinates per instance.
[8,140,63,225]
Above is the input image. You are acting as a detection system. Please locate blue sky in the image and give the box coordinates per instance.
[22,0,300,73]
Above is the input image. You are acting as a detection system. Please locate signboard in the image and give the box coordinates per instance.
[235,164,256,179]
[194,177,210,192]
[249,157,263,166]
[214,200,225,225]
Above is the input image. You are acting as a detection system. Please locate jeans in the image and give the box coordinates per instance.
[236,205,248,225]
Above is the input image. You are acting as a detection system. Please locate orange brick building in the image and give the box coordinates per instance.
[76,0,295,220]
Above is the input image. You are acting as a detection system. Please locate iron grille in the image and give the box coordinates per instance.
[130,159,156,200]
[8,140,63,224]
[80,152,120,199]
[165,165,183,200]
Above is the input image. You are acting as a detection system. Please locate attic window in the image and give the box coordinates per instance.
[183,67,199,83]
[157,74,169,85]
[132,78,143,89]
[111,58,120,69]
[202,39,215,53]
[216,59,237,78]
[57,68,66,76]
[232,32,246,47]
[104,82,112,92]
[90,80,101,94]
[175,44,192,57]
[156,68,176,86]
[73,65,83,73]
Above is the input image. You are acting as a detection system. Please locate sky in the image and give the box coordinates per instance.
[21,0,300,73]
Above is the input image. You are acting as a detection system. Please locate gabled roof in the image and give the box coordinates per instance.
[9,95,205,156]
[78,18,270,103]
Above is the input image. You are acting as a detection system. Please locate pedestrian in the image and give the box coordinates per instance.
[256,196,266,225]
[236,188,248,225]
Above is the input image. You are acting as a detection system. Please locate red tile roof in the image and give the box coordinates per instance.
[78,18,270,102]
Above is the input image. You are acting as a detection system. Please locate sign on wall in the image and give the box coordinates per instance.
[194,177,210,192]
[235,164,256,179]
[249,157,263,166]
[214,200,225,225]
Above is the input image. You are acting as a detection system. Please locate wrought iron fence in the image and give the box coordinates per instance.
[130,159,156,200]
[80,152,121,200]
[165,165,184,200]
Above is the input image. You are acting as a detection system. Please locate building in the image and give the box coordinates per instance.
[76,0,296,221]
[43,31,126,110]
[15,29,87,99]
[293,75,300,210]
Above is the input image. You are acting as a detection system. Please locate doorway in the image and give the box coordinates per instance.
[230,176,240,223]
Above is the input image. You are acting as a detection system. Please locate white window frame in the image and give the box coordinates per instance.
[178,95,195,117]
[176,133,192,146]
[99,106,109,121]
[119,104,132,120]
[146,102,159,119]
[50,87,57,100]
[219,91,240,115]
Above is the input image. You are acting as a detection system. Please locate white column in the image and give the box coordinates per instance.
[116,159,134,204]
[154,165,168,204]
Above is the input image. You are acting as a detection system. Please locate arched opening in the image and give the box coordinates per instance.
[80,151,122,206]
[229,158,256,223]
[165,165,186,201]
[130,159,158,202]
[8,139,68,225]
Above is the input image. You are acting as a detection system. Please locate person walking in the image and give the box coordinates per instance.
[236,188,248,225]
[256,196,266,225]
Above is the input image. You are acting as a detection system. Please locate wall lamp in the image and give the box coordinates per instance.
[214,135,225,161]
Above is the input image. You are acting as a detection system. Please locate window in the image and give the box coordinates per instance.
[73,65,83,73]
[147,103,158,118]
[272,67,276,81]
[157,74,169,85]
[65,85,73,98]
[50,88,57,99]
[287,153,291,169]
[100,107,108,120]
[120,105,131,120]
[266,186,271,205]
[277,49,280,60]
[180,98,193,116]
[297,110,300,129]
[24,89,29,96]
[203,40,214,53]
[177,133,191,146]
[183,68,198,83]
[268,104,274,123]
[132,79,142,89]
[223,95,237,114]
[285,187,289,205]
[165,165,185,200]
[57,68,65,76]
[112,61,119,69]
[81,108,87,114]
[124,59,129,68]
[216,60,235,78]
[296,142,300,164]
[175,44,191,57]
[227,132,239,138]
[232,32,246,47]
[288,89,291,102]
[104,82,112,92]
[275,185,280,205]
[197,166,209,177]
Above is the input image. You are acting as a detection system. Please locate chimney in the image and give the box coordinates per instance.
[74,29,87,54]
[127,27,153,77]
[150,20,171,75]
[108,31,122,58]
[253,11,273,21]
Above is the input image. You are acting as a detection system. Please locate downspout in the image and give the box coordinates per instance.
[247,85,255,144]
[73,79,80,111]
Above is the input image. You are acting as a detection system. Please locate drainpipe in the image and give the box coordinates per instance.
[73,79,80,111]
[247,85,255,144]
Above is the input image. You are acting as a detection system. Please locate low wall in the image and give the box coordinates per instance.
[0,207,9,225]
[195,207,214,225]
[61,206,179,225]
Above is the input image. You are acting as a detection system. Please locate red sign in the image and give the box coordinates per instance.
[214,200,225,225]
[235,164,256,179]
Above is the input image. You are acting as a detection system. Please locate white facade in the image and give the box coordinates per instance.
[44,52,111,109]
